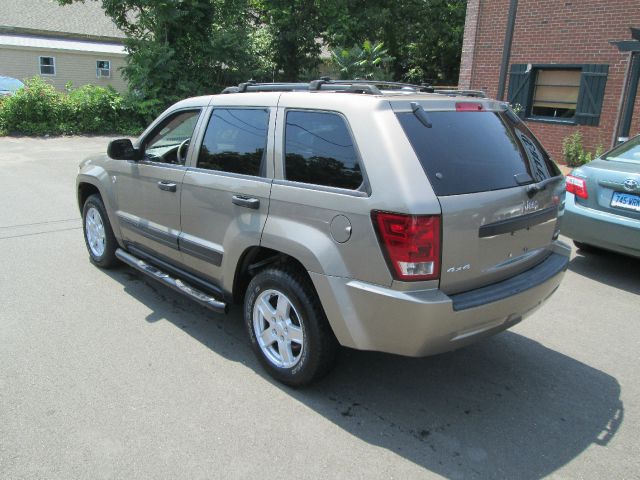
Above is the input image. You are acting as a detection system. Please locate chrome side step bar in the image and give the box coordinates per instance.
[115,248,228,314]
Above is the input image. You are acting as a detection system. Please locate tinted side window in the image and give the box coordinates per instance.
[197,109,269,176]
[285,111,363,190]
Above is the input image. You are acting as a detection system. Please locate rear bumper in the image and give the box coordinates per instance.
[311,242,570,357]
[561,193,640,258]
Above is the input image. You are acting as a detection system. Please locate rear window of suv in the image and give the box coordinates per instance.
[396,110,560,196]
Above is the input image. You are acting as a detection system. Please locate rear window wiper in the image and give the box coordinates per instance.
[514,173,562,197]
[410,102,432,128]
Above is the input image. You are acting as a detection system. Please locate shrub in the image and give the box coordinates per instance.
[562,131,604,167]
[0,77,67,135]
[0,77,146,136]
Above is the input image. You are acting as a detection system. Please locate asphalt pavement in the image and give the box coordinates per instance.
[1,136,638,479]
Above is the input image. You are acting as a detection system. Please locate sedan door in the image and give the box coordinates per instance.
[179,105,275,290]
[111,109,202,262]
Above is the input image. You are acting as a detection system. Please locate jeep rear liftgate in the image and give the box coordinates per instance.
[397,108,563,295]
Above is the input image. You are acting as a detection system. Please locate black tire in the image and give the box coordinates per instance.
[82,194,119,268]
[244,265,339,387]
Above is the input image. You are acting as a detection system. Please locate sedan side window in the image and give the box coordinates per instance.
[144,110,201,165]
[197,109,269,176]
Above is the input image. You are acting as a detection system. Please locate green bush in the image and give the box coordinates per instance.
[0,77,146,136]
[562,131,604,167]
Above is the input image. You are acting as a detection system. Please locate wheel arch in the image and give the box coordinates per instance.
[77,176,123,243]
[232,246,308,304]
[231,244,356,349]
[77,182,101,214]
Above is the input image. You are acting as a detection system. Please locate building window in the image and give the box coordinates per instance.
[530,69,581,119]
[508,64,609,126]
[96,60,111,78]
[39,56,55,75]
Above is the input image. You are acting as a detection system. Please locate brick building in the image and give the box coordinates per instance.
[459,0,640,163]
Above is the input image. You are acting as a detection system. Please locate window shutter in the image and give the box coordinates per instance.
[507,64,532,117]
[575,64,609,126]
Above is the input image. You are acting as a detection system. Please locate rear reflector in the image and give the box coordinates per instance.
[372,211,441,281]
[566,175,588,199]
[456,102,484,112]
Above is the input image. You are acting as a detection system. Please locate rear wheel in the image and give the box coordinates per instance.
[244,266,338,386]
[82,194,118,268]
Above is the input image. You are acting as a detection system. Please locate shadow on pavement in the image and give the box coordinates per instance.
[569,248,640,295]
[107,267,623,480]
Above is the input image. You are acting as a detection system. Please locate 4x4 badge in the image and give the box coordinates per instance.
[523,199,539,213]
[447,264,471,273]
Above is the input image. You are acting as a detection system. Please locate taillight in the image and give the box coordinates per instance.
[372,211,441,281]
[456,102,484,112]
[566,175,588,199]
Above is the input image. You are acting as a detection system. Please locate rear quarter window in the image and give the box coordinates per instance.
[284,110,363,190]
[396,111,559,196]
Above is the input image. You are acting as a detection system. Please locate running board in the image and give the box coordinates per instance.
[115,248,228,314]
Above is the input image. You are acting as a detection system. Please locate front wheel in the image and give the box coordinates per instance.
[244,266,338,386]
[82,194,118,268]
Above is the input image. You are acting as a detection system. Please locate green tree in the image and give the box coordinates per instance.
[58,0,262,114]
[325,0,466,85]
[250,0,326,81]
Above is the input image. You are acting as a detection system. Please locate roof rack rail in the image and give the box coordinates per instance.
[221,78,436,95]
[309,79,434,93]
[220,80,486,98]
[221,81,310,94]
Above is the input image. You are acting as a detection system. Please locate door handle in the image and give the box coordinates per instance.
[232,195,260,209]
[157,181,177,192]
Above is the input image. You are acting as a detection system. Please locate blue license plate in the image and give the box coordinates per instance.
[611,192,640,212]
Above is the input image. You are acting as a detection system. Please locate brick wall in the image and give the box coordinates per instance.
[460,0,640,163]
[0,47,127,92]
[458,0,481,89]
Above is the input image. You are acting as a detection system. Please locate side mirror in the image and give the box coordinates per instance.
[107,138,140,160]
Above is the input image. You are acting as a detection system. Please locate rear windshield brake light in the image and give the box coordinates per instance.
[456,102,484,112]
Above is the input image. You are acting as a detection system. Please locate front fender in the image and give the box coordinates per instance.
[76,157,123,243]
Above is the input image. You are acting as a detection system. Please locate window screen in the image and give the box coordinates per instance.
[39,57,55,75]
[97,60,111,77]
[285,111,363,190]
[531,69,581,119]
[197,109,269,176]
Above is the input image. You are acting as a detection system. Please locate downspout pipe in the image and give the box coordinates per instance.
[497,0,519,101]
[619,53,640,141]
